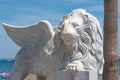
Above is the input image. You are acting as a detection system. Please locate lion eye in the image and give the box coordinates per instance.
[58,26,61,30]
[72,23,79,28]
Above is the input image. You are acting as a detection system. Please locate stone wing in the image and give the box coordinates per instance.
[3,20,55,48]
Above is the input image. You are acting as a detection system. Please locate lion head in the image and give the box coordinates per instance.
[43,9,104,74]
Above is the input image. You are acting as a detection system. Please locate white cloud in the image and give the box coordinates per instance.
[87,5,104,12]
[0,3,66,26]
[4,10,64,26]
[34,0,96,6]
[62,0,94,4]
[118,7,120,15]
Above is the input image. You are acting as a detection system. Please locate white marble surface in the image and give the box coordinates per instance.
[3,9,104,80]
[56,70,98,80]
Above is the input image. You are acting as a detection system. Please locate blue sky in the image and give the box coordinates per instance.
[0,0,120,58]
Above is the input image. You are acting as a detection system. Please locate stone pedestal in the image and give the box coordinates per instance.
[57,70,98,80]
[24,73,37,80]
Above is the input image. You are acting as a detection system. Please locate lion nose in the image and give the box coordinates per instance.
[61,23,79,39]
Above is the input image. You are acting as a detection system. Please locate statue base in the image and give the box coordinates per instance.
[56,70,98,80]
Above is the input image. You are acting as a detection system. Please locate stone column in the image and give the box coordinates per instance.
[24,73,37,80]
[57,70,98,80]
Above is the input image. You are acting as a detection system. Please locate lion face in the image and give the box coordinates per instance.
[55,9,104,74]
[59,12,85,48]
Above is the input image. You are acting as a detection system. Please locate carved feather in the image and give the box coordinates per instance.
[3,20,55,48]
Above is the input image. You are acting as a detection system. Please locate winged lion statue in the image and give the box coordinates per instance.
[3,9,104,80]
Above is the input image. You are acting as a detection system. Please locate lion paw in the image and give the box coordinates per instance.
[66,61,84,71]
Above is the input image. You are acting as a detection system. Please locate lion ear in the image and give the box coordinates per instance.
[84,14,89,22]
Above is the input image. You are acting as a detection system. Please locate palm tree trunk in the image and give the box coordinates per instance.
[103,0,119,80]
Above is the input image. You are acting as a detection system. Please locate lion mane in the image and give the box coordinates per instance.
[43,9,104,74]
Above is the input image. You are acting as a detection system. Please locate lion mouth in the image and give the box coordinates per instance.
[61,33,79,39]
[60,33,79,46]
[63,37,78,40]
[63,37,78,42]
[62,37,78,46]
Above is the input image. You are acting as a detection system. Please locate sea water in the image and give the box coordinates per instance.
[0,59,120,80]
[0,59,14,80]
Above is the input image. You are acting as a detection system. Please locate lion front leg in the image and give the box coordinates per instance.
[66,60,84,71]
